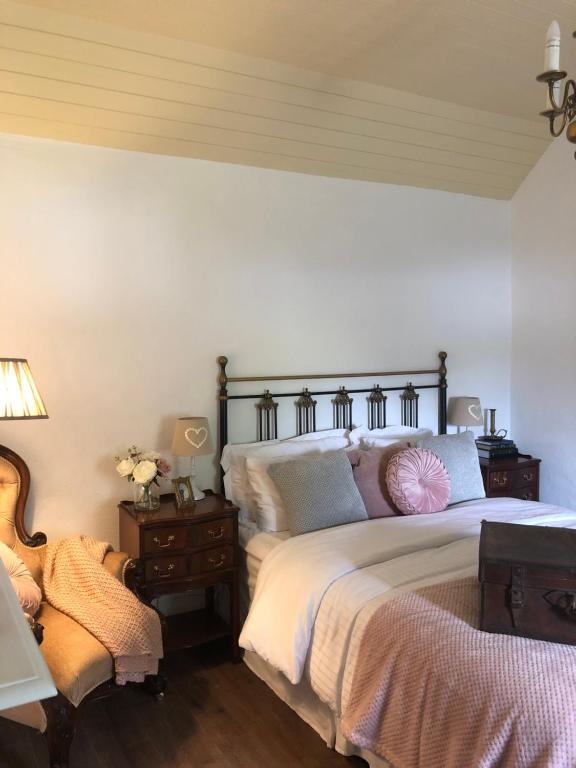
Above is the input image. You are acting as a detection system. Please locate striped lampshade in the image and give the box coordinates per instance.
[0,359,48,420]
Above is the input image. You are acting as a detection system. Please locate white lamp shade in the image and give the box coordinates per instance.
[447,397,483,427]
[171,417,213,457]
[0,359,48,420]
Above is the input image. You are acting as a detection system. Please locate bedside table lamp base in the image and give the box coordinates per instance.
[190,456,205,501]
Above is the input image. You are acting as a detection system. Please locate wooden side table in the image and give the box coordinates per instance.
[479,454,541,501]
[119,492,240,660]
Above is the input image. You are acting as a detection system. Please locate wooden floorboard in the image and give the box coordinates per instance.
[0,643,367,768]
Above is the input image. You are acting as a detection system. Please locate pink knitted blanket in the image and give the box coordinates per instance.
[341,576,576,768]
[43,536,163,685]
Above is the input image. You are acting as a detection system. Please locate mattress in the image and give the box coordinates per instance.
[238,519,289,617]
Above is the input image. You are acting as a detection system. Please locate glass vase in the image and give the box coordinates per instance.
[133,482,160,511]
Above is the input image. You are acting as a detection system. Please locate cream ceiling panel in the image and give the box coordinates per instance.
[0,0,554,198]
[9,0,576,118]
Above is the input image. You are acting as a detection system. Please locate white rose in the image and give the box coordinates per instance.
[132,459,157,485]
[142,451,161,461]
[116,458,136,478]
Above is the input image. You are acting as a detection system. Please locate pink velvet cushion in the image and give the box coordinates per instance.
[385,448,451,515]
[347,443,409,517]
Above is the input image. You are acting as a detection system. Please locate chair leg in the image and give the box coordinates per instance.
[43,693,76,768]
[143,672,167,701]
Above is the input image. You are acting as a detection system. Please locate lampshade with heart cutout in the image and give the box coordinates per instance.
[171,417,213,501]
[447,397,483,431]
[171,417,213,457]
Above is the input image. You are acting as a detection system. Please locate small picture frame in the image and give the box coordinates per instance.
[172,476,195,508]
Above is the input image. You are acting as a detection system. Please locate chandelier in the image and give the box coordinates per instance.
[537,22,576,155]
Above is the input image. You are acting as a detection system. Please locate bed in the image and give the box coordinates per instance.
[217,353,576,768]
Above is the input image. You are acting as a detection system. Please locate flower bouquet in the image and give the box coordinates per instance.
[115,446,171,511]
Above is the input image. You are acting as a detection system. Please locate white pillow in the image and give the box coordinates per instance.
[246,436,350,531]
[221,440,280,516]
[350,425,433,447]
[285,428,350,442]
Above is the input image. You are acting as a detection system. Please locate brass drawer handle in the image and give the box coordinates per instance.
[493,473,508,487]
[208,553,226,568]
[207,526,224,540]
[522,472,535,482]
[153,534,175,549]
[153,563,175,578]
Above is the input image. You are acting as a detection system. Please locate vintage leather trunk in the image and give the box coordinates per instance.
[479,520,576,644]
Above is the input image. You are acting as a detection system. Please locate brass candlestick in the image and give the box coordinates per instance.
[484,409,507,441]
[489,409,497,438]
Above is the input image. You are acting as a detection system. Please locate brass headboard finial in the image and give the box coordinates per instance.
[218,356,228,399]
[439,351,447,379]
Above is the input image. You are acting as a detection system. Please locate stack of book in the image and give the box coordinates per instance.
[476,438,518,459]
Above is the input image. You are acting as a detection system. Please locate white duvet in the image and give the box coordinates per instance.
[239,497,576,713]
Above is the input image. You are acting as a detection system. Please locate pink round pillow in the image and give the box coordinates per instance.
[386,448,450,515]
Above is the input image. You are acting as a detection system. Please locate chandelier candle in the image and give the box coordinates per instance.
[545,21,561,109]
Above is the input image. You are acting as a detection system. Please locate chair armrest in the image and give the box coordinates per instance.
[103,551,132,585]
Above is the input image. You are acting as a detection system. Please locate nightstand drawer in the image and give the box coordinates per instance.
[143,527,188,554]
[510,468,538,489]
[188,518,234,548]
[488,471,510,492]
[510,487,538,502]
[189,545,234,575]
[145,555,188,582]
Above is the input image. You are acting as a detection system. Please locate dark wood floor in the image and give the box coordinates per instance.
[0,643,367,768]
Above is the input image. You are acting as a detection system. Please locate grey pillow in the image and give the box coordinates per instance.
[419,431,485,505]
[267,450,368,536]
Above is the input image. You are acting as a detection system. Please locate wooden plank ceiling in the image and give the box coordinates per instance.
[1,0,569,199]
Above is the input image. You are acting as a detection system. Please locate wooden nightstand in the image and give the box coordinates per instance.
[119,492,240,660]
[479,454,541,501]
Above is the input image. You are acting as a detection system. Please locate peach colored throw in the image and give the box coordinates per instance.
[341,577,576,768]
[43,536,163,685]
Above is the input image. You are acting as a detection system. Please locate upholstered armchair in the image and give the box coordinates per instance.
[0,445,165,768]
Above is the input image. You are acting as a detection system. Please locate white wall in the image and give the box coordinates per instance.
[1,134,511,546]
[511,138,576,508]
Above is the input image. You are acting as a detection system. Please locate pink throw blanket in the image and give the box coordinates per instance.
[341,577,576,768]
[43,536,163,685]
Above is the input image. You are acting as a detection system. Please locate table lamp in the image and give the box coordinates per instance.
[0,359,48,420]
[447,396,483,433]
[171,417,213,501]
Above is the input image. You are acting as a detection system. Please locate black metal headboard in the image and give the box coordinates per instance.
[217,351,448,466]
